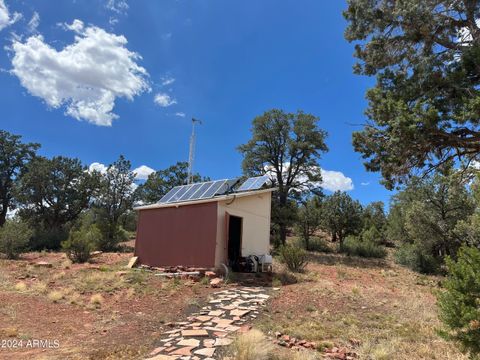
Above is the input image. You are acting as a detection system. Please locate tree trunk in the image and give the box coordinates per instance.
[305,235,310,251]
[0,199,8,227]
[278,191,288,246]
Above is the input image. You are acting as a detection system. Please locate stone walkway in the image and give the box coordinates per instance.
[145,287,271,360]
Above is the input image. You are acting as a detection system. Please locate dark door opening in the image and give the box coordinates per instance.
[227,215,242,269]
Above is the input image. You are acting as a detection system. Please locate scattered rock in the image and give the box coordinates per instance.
[35,261,52,268]
[205,271,216,278]
[210,277,224,287]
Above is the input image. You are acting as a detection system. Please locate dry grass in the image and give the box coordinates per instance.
[89,293,104,307]
[14,281,27,292]
[225,329,274,360]
[47,290,64,303]
[257,252,468,360]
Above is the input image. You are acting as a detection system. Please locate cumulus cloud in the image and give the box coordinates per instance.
[0,0,20,31]
[27,11,39,33]
[264,163,353,192]
[133,165,155,180]
[89,162,108,174]
[10,19,150,126]
[320,169,354,192]
[154,92,176,107]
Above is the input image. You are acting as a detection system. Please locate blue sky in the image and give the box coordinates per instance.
[0,0,393,205]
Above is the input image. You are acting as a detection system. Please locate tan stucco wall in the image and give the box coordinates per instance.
[214,191,272,267]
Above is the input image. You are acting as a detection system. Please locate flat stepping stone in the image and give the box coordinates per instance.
[177,338,200,347]
[194,347,216,357]
[169,346,194,356]
[230,309,250,317]
[181,329,209,337]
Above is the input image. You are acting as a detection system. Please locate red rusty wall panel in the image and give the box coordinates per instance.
[134,202,218,267]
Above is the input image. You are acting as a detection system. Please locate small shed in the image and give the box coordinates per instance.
[133,177,274,269]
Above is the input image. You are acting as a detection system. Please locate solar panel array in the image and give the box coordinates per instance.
[158,175,270,204]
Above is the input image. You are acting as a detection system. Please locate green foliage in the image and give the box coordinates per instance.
[278,245,309,272]
[62,225,101,263]
[295,196,322,250]
[30,226,69,251]
[16,156,100,249]
[135,161,209,204]
[307,237,333,253]
[437,246,480,357]
[344,0,480,188]
[0,130,39,227]
[388,168,474,273]
[238,109,328,244]
[360,225,382,245]
[341,235,386,259]
[320,191,363,246]
[0,219,33,259]
[94,155,135,251]
[394,243,441,274]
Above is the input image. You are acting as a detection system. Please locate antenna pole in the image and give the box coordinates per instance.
[188,118,202,184]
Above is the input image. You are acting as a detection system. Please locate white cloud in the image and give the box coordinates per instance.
[175,112,186,117]
[361,181,370,186]
[161,76,175,86]
[133,165,155,180]
[27,11,39,33]
[89,162,108,174]
[264,163,353,192]
[0,0,20,32]
[154,92,176,107]
[320,169,354,192]
[10,19,149,126]
[106,0,129,14]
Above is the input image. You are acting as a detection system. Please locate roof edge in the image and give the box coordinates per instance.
[134,187,277,211]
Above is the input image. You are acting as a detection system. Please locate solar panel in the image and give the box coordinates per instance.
[169,184,193,202]
[236,175,270,192]
[159,186,183,203]
[200,180,227,199]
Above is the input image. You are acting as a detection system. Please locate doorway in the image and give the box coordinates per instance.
[227,215,243,267]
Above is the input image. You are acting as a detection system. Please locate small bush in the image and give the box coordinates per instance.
[227,329,273,360]
[394,243,441,274]
[437,246,480,357]
[90,293,104,307]
[308,237,334,253]
[278,245,308,272]
[14,282,27,292]
[341,235,387,259]
[62,225,101,263]
[0,219,33,259]
[48,290,64,303]
[30,226,68,251]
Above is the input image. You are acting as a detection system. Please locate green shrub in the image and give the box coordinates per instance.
[437,246,480,357]
[0,219,33,259]
[278,245,308,272]
[394,243,441,274]
[30,226,69,250]
[308,237,334,253]
[341,235,387,259]
[62,225,101,263]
